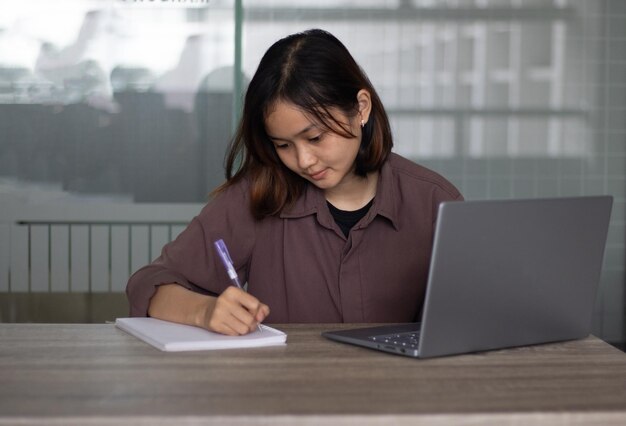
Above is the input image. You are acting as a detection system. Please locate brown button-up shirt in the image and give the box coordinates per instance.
[126,153,463,323]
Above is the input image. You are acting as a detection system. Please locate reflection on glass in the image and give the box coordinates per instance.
[0,2,236,202]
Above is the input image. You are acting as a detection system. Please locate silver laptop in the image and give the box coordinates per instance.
[322,196,613,358]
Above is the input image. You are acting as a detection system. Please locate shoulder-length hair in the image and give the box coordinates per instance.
[216,29,393,219]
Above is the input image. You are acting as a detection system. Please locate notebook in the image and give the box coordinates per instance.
[116,317,286,352]
[322,196,613,358]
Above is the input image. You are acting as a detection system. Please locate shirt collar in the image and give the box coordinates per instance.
[279,155,400,231]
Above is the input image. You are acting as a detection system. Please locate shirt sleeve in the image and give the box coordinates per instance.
[125,181,257,317]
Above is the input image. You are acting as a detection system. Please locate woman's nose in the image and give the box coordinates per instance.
[296,146,316,170]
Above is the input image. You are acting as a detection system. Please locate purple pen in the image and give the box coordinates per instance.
[213,239,262,332]
[214,239,242,288]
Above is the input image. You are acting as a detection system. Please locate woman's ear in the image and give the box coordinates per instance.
[356,89,372,126]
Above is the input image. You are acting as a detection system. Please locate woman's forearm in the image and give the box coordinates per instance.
[148,284,216,328]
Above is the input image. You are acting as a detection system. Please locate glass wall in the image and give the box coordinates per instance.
[0,0,624,347]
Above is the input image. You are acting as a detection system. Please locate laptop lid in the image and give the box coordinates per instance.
[322,196,613,359]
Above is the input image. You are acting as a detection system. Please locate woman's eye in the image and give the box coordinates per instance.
[309,134,323,143]
[275,143,289,149]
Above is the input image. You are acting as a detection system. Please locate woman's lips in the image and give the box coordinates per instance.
[308,169,328,181]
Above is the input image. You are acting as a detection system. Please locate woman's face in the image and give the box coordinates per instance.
[265,100,362,194]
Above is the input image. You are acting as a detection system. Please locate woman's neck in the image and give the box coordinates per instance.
[324,171,379,211]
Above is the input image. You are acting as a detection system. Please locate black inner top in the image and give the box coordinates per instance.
[327,198,374,237]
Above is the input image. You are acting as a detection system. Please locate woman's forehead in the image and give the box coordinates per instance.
[264,101,317,138]
[265,100,351,128]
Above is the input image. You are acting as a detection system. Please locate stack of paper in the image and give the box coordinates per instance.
[115,317,287,352]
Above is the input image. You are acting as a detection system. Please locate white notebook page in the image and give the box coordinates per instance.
[115,317,287,352]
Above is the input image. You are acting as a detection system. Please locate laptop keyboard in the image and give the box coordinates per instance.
[369,331,421,349]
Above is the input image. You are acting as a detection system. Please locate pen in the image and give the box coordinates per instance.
[213,239,262,332]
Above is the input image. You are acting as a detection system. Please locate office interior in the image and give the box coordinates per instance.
[0,0,624,349]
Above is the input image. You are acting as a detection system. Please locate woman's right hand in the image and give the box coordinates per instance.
[203,286,270,336]
[148,284,270,336]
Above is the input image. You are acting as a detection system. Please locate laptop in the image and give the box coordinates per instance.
[322,196,613,358]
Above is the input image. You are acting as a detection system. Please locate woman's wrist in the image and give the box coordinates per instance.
[193,294,216,329]
[149,284,217,329]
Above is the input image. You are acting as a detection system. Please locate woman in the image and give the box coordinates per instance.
[126,29,463,336]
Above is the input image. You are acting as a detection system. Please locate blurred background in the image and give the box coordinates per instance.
[0,0,624,349]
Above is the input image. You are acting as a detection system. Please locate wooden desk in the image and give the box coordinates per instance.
[1,323,626,425]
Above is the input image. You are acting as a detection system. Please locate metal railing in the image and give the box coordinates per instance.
[12,220,189,293]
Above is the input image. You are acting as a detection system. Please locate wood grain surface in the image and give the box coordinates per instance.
[1,323,626,425]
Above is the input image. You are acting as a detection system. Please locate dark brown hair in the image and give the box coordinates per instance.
[217,29,393,219]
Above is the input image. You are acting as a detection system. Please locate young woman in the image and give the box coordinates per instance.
[126,29,463,336]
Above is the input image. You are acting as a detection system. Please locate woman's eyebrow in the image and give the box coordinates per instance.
[267,124,317,141]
